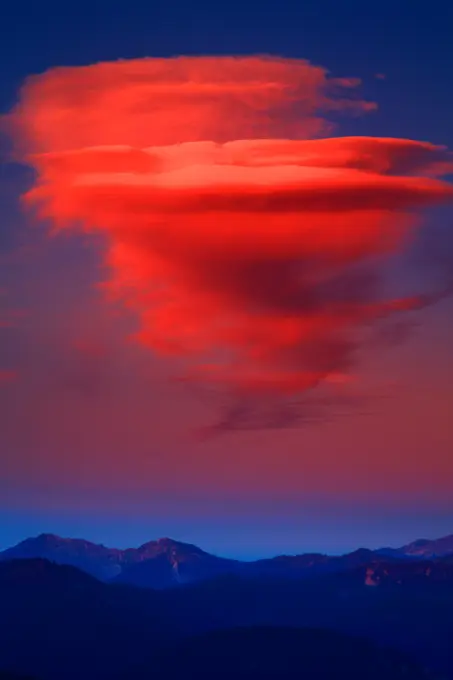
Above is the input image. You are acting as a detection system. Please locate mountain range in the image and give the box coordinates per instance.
[2,532,453,678]
[1,556,452,679]
[1,531,453,589]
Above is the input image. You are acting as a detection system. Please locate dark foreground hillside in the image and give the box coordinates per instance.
[122,626,439,680]
[0,558,452,679]
[0,559,170,680]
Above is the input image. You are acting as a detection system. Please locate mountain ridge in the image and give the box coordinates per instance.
[1,531,453,589]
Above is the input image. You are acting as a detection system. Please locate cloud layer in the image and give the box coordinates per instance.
[8,56,453,404]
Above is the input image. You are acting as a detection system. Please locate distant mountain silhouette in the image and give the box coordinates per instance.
[1,556,453,678]
[394,534,453,558]
[3,531,453,589]
[0,534,240,584]
[0,534,124,579]
[114,537,240,588]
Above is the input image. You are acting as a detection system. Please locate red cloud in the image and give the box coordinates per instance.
[7,56,375,153]
[8,56,453,408]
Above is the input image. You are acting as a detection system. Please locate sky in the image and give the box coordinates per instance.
[0,1,453,560]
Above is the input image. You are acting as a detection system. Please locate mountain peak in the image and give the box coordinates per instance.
[401,533,453,557]
[28,533,96,547]
[138,537,206,554]
[157,537,178,545]
[345,548,374,557]
[30,533,62,543]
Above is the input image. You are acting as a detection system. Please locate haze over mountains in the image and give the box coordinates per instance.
[1,531,453,589]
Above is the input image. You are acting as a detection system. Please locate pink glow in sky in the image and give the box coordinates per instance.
[1,55,453,556]
[7,57,453,407]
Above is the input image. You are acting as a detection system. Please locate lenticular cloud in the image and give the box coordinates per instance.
[8,56,453,403]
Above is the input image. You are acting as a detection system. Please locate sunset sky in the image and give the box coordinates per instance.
[1,1,452,559]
